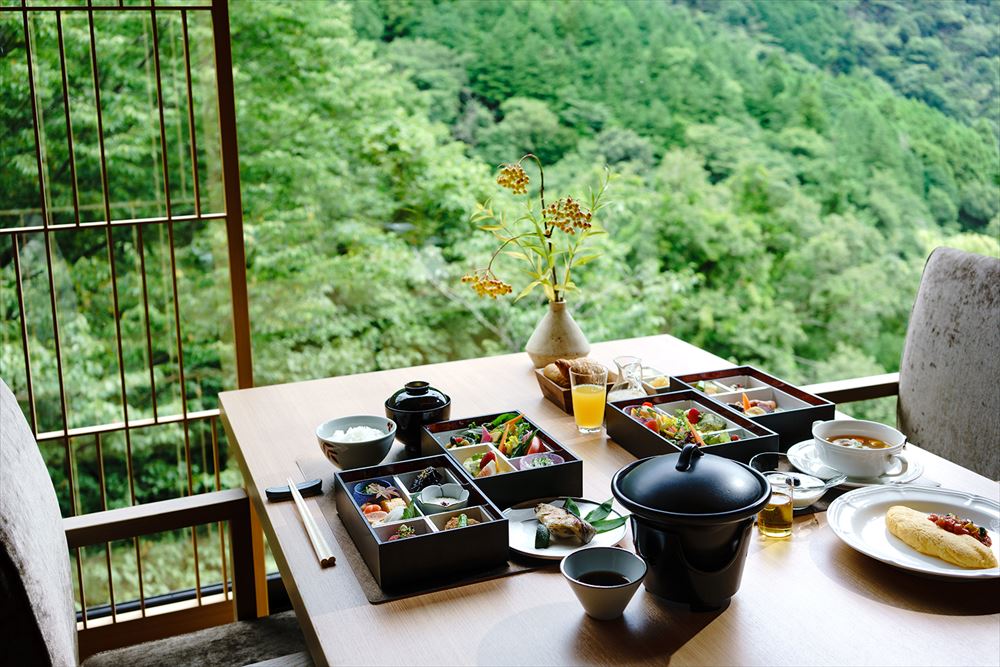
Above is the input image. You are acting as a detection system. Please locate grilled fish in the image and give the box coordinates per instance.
[534,502,596,545]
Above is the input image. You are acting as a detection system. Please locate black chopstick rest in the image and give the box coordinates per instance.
[266,478,323,502]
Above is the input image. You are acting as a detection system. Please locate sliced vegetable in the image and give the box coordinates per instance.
[457,513,468,528]
[480,425,493,443]
[563,497,582,518]
[526,436,544,456]
[584,498,614,523]
[535,523,550,549]
[490,412,518,427]
[479,450,497,470]
[477,459,498,478]
[589,515,628,533]
[741,392,752,412]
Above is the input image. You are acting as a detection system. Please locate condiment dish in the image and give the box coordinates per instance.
[561,546,646,620]
[414,483,470,514]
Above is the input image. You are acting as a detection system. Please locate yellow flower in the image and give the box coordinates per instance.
[543,196,592,234]
[497,163,529,194]
[461,270,514,298]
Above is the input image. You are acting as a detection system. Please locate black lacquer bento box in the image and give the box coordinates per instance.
[421,410,584,510]
[606,390,779,463]
[669,366,835,450]
[333,455,508,589]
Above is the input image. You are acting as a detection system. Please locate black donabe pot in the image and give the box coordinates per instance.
[385,381,451,455]
[611,444,770,609]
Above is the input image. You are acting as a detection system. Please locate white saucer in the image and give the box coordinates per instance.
[787,439,923,488]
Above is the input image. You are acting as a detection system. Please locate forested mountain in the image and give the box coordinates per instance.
[684,0,1000,130]
[1,0,998,525]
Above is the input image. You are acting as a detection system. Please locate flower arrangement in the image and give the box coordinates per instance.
[462,154,609,303]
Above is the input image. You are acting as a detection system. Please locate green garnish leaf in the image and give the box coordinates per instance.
[584,498,614,523]
[590,516,628,533]
[401,501,418,520]
[563,497,581,517]
[490,412,518,427]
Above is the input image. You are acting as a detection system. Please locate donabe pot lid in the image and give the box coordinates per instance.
[385,381,450,412]
[612,444,770,522]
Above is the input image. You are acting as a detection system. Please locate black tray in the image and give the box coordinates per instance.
[333,455,508,590]
[606,390,779,462]
[669,366,835,450]
[421,411,584,509]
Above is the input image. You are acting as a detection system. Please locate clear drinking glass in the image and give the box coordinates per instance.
[758,473,793,538]
[570,366,608,433]
[608,356,646,402]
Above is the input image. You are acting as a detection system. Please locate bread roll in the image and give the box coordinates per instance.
[554,358,606,383]
[542,363,568,387]
[885,505,997,569]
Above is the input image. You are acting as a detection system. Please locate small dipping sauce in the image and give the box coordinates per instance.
[577,571,630,586]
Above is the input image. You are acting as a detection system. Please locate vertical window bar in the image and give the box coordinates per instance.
[181,10,202,217]
[55,11,82,227]
[134,536,147,617]
[93,433,118,620]
[10,235,38,434]
[211,415,229,600]
[22,2,75,514]
[151,0,203,606]
[85,0,138,506]
[75,547,88,629]
[136,226,158,420]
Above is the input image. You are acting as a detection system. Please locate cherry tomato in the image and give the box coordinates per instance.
[526,437,544,456]
[479,451,497,470]
[686,408,700,423]
[643,419,658,432]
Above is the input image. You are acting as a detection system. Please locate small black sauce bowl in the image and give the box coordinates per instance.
[384,381,451,455]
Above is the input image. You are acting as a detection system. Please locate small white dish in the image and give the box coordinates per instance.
[812,419,905,479]
[503,497,628,561]
[414,483,469,515]
[827,486,999,580]
[787,440,923,488]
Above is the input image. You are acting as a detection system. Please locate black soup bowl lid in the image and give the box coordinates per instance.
[385,381,450,413]
[612,444,770,524]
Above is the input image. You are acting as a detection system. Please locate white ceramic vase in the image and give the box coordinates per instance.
[524,300,590,368]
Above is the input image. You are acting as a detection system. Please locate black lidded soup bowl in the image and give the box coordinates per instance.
[611,444,770,610]
[385,381,451,455]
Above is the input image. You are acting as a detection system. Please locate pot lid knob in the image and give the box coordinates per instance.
[675,443,703,472]
[405,381,429,395]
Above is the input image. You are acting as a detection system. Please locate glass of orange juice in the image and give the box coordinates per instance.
[570,366,608,433]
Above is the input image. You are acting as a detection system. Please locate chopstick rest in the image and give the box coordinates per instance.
[265,478,323,502]
[286,476,336,568]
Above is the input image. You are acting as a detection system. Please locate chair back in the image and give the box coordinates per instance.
[0,379,78,665]
[898,247,1000,479]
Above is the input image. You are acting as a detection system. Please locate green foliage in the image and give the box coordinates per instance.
[1,0,998,600]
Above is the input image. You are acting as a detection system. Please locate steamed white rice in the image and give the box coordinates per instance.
[332,425,385,442]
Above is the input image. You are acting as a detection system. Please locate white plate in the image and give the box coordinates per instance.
[503,497,627,561]
[787,439,923,487]
[827,486,999,579]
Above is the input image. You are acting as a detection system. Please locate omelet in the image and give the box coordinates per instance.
[885,505,997,569]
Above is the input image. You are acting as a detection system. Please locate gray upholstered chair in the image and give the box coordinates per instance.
[896,247,1000,479]
[806,247,1000,480]
[0,379,310,666]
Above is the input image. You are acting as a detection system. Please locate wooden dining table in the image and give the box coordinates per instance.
[219,334,1000,667]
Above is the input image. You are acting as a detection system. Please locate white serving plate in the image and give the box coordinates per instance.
[503,497,627,561]
[787,439,923,487]
[827,486,999,580]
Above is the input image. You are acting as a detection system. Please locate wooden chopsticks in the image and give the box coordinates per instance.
[286,477,336,568]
